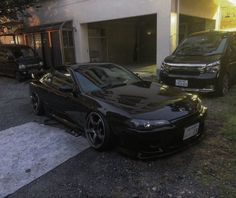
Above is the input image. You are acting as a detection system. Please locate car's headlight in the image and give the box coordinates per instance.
[19,64,26,70]
[191,94,201,103]
[39,61,43,66]
[205,61,220,73]
[128,119,170,130]
[191,95,202,111]
[161,61,170,73]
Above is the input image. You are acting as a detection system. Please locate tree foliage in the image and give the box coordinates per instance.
[0,0,39,23]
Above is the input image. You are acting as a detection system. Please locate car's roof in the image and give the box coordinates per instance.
[189,30,236,37]
[0,44,33,49]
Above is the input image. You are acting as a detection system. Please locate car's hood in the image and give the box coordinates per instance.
[16,56,41,65]
[165,54,221,65]
[91,81,197,121]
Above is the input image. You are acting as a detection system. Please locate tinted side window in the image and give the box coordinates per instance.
[227,36,236,60]
[0,48,7,62]
[230,36,236,52]
[51,72,74,90]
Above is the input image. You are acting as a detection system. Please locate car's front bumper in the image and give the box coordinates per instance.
[114,107,207,159]
[18,66,43,77]
[159,72,218,93]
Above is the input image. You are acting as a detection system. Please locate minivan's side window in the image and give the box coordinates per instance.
[227,36,236,59]
[231,36,236,52]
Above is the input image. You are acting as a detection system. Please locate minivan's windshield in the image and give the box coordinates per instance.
[174,34,228,56]
[11,47,35,59]
[74,64,141,93]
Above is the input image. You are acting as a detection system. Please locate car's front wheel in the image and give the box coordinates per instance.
[30,92,44,115]
[216,73,230,96]
[85,112,112,151]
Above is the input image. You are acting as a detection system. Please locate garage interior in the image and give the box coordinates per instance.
[88,14,157,70]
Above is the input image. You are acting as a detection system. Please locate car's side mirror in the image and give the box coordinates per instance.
[135,72,142,79]
[59,85,73,93]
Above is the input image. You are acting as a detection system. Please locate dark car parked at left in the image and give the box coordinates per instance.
[29,63,207,159]
[0,44,43,81]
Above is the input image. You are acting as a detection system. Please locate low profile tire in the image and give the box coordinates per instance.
[85,112,113,151]
[216,73,230,97]
[30,92,44,115]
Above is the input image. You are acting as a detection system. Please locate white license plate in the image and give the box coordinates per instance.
[183,123,200,140]
[176,79,188,87]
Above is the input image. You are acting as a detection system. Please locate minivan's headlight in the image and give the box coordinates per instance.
[161,61,170,73]
[127,119,170,130]
[206,61,220,73]
[19,64,26,70]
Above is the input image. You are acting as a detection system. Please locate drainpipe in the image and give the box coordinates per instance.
[59,21,66,65]
[177,0,180,45]
[216,2,221,30]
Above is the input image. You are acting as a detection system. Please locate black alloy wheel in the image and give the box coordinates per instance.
[85,112,112,150]
[217,73,230,96]
[31,92,44,115]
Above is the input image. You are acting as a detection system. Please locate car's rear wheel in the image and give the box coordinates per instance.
[31,92,44,115]
[216,73,230,97]
[85,112,112,151]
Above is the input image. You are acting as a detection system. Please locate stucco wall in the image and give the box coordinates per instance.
[29,0,172,67]
[32,0,167,25]
[29,0,218,68]
[180,0,218,20]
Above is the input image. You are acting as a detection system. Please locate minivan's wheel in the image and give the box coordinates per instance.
[85,112,112,151]
[30,92,44,115]
[216,73,230,97]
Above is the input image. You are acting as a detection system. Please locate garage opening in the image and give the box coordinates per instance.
[179,14,216,43]
[88,14,157,71]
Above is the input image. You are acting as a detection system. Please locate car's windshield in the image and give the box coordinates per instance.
[174,34,228,56]
[74,64,141,93]
[11,47,35,59]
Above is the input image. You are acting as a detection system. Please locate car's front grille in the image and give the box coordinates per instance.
[26,63,40,68]
[169,67,200,75]
[167,63,206,76]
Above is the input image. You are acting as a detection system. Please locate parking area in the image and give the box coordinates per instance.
[0,77,235,198]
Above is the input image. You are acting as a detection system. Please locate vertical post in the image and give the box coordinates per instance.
[59,21,66,65]
[156,0,172,70]
[73,20,90,63]
[170,0,179,53]
[177,0,180,45]
[215,4,221,30]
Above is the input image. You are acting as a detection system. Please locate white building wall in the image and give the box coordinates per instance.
[30,0,218,68]
[30,0,174,68]
[34,0,165,24]
[179,0,218,20]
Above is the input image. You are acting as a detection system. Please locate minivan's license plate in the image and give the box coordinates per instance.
[176,79,188,87]
[183,123,200,140]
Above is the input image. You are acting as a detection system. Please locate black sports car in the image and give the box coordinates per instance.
[29,63,207,159]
